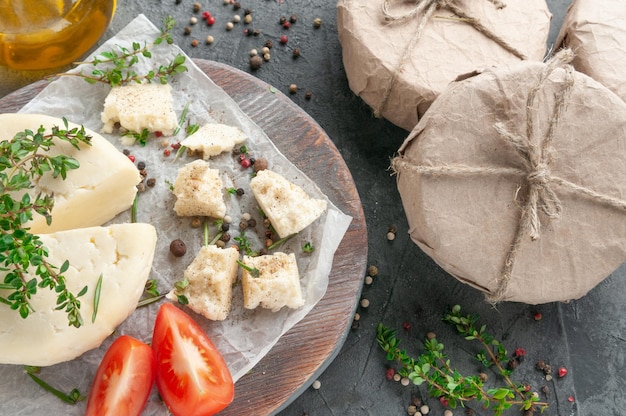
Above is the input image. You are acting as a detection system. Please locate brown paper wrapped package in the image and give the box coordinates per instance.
[337,0,552,132]
[556,0,626,103]
[392,51,626,304]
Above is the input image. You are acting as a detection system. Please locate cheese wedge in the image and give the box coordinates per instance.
[250,169,327,238]
[0,113,141,233]
[241,252,305,312]
[101,82,178,136]
[167,245,239,321]
[0,223,157,366]
[181,123,248,159]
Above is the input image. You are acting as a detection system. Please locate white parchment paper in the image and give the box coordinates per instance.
[0,14,352,415]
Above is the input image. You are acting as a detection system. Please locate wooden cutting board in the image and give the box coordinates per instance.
[0,59,367,415]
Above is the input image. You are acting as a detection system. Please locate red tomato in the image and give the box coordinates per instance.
[85,335,155,416]
[152,303,234,416]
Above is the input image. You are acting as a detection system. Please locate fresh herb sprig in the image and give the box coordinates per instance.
[57,16,187,86]
[0,119,92,327]
[377,305,548,415]
[24,366,85,404]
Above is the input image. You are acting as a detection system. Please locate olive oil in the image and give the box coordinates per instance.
[0,0,116,70]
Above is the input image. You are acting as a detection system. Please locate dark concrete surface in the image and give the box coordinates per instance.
[2,1,624,415]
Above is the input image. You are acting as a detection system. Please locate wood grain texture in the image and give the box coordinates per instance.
[0,59,367,415]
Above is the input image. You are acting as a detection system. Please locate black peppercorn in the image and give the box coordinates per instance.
[146,178,156,187]
[137,161,146,170]
[290,14,297,24]
[292,48,301,58]
[170,239,187,257]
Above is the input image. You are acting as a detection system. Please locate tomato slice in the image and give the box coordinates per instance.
[85,335,155,416]
[152,303,234,416]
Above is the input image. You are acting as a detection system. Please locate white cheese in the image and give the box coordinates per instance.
[173,159,226,218]
[241,252,304,312]
[0,223,157,366]
[100,82,178,137]
[181,123,248,159]
[250,169,327,238]
[0,113,141,233]
[167,245,239,321]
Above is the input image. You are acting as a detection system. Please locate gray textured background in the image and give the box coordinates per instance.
[2,1,624,415]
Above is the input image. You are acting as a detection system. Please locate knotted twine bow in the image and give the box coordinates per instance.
[391,49,626,303]
[376,0,528,120]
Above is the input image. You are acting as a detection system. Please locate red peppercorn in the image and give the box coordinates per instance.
[202,11,211,19]
[207,16,215,25]
[534,312,543,321]
[568,396,575,402]
[439,396,449,407]
[280,34,288,44]
[128,155,136,162]
[163,149,171,157]
[171,142,181,150]
[282,21,290,29]
[402,322,411,331]
[385,368,395,381]
[558,367,568,378]
[155,131,163,137]
[240,157,251,169]
[514,347,526,357]
[523,384,531,392]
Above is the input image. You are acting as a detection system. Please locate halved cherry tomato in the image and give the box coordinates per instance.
[152,303,234,416]
[85,335,155,416]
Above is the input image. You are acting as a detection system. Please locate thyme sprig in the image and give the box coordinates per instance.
[0,119,92,327]
[56,16,187,86]
[377,305,548,415]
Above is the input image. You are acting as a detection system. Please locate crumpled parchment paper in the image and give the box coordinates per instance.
[392,57,626,304]
[0,14,352,415]
[337,0,552,131]
[556,0,626,103]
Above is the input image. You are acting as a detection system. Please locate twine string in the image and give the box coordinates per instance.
[391,49,626,302]
[376,0,527,119]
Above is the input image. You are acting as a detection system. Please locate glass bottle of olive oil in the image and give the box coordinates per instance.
[0,0,116,70]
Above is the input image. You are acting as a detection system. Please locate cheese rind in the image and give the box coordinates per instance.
[167,245,239,321]
[241,252,304,312]
[173,159,226,218]
[250,169,327,238]
[181,123,248,159]
[0,113,141,233]
[0,223,157,366]
[100,82,178,136]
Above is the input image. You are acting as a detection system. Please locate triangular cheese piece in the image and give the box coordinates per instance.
[0,113,141,233]
[0,223,157,366]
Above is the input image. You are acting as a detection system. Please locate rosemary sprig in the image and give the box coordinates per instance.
[24,366,85,404]
[0,119,92,327]
[377,305,548,415]
[91,273,103,323]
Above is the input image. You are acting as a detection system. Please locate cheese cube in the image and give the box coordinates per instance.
[241,252,304,312]
[167,245,239,321]
[101,82,178,136]
[0,113,141,233]
[250,169,327,238]
[173,159,226,218]
[0,223,157,366]
[181,123,248,159]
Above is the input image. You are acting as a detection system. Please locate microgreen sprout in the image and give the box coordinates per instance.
[0,119,91,327]
[237,260,260,278]
[377,305,549,416]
